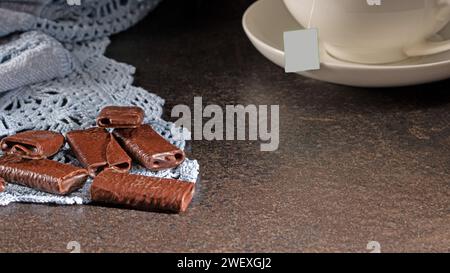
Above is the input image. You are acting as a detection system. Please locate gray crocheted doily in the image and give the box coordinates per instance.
[0,0,200,206]
[0,0,160,42]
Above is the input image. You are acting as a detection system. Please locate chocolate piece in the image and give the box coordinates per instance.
[91,170,195,213]
[106,133,132,173]
[66,128,131,177]
[0,155,88,195]
[1,130,64,159]
[67,128,108,176]
[96,106,144,128]
[113,124,185,171]
[0,177,5,192]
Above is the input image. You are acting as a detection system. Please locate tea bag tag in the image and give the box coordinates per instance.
[284,0,320,73]
[283,29,320,73]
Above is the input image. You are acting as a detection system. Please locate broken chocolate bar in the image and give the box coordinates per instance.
[0,177,5,192]
[0,130,64,159]
[96,106,145,128]
[113,124,185,171]
[91,170,195,213]
[0,155,88,195]
[66,128,131,177]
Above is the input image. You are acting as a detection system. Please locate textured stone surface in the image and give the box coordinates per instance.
[0,0,449,252]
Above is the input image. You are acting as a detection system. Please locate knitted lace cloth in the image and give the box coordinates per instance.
[0,0,159,42]
[0,31,74,93]
[0,0,200,206]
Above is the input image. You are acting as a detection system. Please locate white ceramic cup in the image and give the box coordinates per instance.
[283,0,450,64]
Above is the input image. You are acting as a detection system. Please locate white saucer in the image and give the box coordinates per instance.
[242,0,450,87]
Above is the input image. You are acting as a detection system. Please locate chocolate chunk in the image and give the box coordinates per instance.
[66,128,131,177]
[96,106,144,128]
[66,128,108,176]
[113,124,185,171]
[0,155,88,195]
[106,133,132,173]
[1,130,64,159]
[0,177,5,192]
[91,170,195,213]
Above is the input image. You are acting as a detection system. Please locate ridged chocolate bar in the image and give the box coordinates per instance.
[106,133,132,173]
[1,130,64,159]
[0,177,5,192]
[66,128,108,176]
[91,170,195,213]
[96,106,144,128]
[113,124,185,171]
[66,128,131,177]
[0,155,88,195]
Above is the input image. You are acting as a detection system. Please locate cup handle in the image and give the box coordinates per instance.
[404,2,450,57]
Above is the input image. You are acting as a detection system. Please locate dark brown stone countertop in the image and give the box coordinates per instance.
[0,0,449,252]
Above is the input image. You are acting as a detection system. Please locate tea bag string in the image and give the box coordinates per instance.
[308,0,317,28]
